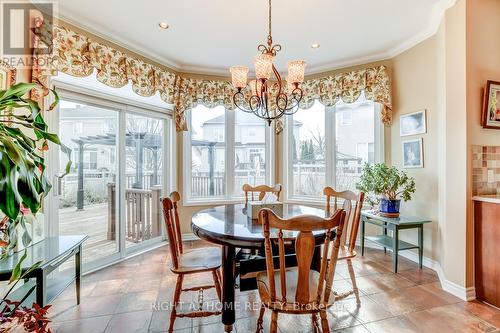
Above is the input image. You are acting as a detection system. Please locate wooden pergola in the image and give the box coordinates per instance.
[72,132,162,210]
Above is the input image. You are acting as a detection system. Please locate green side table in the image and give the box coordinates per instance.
[360,211,431,273]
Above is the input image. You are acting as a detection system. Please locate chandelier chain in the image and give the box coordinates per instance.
[268,0,272,42]
[230,0,305,126]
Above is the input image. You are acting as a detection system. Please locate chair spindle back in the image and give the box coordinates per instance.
[170,191,184,254]
[161,195,182,270]
[259,208,346,307]
[243,184,282,204]
[324,187,365,253]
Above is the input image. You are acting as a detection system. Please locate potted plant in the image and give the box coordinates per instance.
[356,163,416,217]
[0,83,70,332]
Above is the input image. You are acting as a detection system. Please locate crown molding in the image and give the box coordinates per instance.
[55,13,182,72]
[55,0,456,78]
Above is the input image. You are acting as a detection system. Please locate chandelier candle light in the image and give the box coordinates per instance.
[230,0,306,125]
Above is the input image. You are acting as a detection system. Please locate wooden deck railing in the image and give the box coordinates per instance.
[107,183,162,243]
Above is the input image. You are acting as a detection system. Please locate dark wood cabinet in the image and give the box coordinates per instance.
[474,200,500,307]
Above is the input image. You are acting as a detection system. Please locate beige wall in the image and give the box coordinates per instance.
[390,32,442,263]
[442,0,468,288]
[466,0,500,287]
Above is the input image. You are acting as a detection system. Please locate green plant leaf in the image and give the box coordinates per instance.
[9,250,27,283]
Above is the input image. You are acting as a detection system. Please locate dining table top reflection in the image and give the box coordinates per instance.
[191,203,332,333]
[191,203,330,248]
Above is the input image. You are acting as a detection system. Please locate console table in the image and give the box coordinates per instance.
[0,235,87,306]
[360,211,431,273]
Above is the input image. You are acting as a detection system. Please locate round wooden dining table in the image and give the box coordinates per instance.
[191,203,331,332]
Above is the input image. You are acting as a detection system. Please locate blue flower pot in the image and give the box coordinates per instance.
[379,199,401,217]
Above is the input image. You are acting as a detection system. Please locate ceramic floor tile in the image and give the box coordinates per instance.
[455,300,500,328]
[333,325,371,333]
[115,290,159,314]
[90,278,129,296]
[404,304,498,333]
[364,315,421,333]
[50,315,112,333]
[368,285,450,316]
[105,310,153,333]
[43,241,500,333]
[50,294,123,322]
[339,295,394,324]
[354,272,416,295]
[398,267,439,285]
[148,309,193,332]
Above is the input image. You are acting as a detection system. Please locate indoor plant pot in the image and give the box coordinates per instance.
[379,198,401,217]
[356,163,416,218]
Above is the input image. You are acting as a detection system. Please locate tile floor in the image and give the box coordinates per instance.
[48,241,500,333]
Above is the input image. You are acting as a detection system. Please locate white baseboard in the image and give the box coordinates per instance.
[363,240,475,301]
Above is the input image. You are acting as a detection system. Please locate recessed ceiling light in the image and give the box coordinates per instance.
[158,22,169,29]
[311,43,320,49]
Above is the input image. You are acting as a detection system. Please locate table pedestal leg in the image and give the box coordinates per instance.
[221,245,236,333]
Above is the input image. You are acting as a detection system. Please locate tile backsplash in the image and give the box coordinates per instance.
[472,145,500,195]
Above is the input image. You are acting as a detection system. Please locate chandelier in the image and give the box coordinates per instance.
[230,0,306,125]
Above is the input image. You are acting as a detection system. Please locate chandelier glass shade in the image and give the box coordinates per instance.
[230,0,306,125]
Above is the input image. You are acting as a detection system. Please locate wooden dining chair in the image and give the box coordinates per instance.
[255,208,346,333]
[161,192,222,333]
[323,186,365,304]
[242,183,282,204]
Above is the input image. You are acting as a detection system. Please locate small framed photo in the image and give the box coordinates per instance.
[402,138,424,168]
[400,109,427,136]
[482,80,500,129]
[0,60,16,90]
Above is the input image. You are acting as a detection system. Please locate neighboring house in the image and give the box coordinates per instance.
[193,112,302,174]
[336,101,376,166]
[59,106,117,174]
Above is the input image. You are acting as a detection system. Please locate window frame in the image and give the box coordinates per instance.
[183,107,274,205]
[283,101,385,204]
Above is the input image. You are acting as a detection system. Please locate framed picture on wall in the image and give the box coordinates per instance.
[402,138,424,168]
[482,80,500,129]
[400,109,427,136]
[0,60,16,90]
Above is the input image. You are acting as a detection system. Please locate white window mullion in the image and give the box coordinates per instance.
[284,115,293,201]
[265,123,274,185]
[374,103,385,163]
[226,109,235,199]
[117,110,127,257]
[183,110,192,200]
[325,106,335,188]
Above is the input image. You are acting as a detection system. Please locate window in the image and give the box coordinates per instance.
[234,110,267,192]
[185,105,271,202]
[289,101,326,197]
[285,93,384,200]
[340,111,352,126]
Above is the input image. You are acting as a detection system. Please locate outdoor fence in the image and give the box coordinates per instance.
[106,183,162,243]
[191,171,266,197]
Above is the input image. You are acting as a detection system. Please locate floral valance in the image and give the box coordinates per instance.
[32,25,392,134]
[174,65,393,133]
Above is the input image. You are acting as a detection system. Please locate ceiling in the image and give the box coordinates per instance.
[54,0,456,76]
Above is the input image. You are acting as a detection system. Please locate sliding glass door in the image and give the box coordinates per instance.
[124,113,165,251]
[48,92,171,271]
[58,100,120,267]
